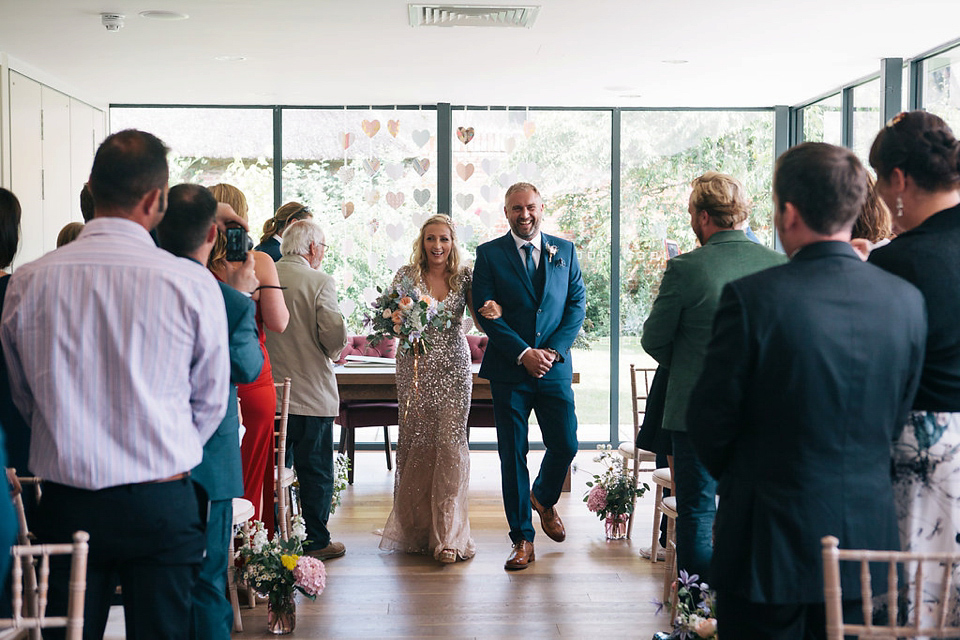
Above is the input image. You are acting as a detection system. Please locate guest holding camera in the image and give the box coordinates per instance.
[209,183,289,536]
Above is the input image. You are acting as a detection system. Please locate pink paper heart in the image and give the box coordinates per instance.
[340,132,354,150]
[386,192,405,210]
[456,162,475,181]
[341,202,355,219]
[412,158,430,176]
[522,121,536,138]
[362,119,381,138]
[456,126,475,145]
[387,119,399,137]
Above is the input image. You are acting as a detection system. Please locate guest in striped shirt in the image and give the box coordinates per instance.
[0,129,230,640]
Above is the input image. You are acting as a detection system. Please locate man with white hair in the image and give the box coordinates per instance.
[264,220,348,559]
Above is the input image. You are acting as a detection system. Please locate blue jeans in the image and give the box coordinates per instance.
[286,415,334,551]
[671,431,716,583]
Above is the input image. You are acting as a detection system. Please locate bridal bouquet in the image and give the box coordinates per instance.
[365,275,453,355]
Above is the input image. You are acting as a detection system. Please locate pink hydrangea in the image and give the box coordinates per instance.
[294,555,326,597]
[586,485,607,513]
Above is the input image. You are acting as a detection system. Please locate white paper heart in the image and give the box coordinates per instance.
[362,158,380,177]
[341,270,354,288]
[519,161,539,180]
[481,158,500,175]
[386,192,405,210]
[457,224,474,243]
[337,167,354,183]
[361,119,380,138]
[480,184,497,203]
[456,162,475,181]
[342,237,356,257]
[365,189,380,206]
[411,211,428,227]
[385,222,404,241]
[362,286,379,305]
[412,129,431,148]
[498,172,517,188]
[385,163,404,180]
[456,193,474,210]
[413,188,431,207]
[367,219,379,235]
[504,137,516,154]
[386,254,406,271]
[339,298,357,317]
[478,209,494,228]
[341,202,355,218]
[412,157,430,176]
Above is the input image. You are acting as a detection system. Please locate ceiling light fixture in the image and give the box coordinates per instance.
[214,56,247,63]
[101,13,124,32]
[409,4,540,28]
[661,59,689,65]
[139,11,189,20]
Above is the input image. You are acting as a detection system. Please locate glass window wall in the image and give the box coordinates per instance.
[801,93,842,145]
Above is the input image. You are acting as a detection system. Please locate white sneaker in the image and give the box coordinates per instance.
[639,546,666,561]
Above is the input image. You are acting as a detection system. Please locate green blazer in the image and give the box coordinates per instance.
[641,230,785,433]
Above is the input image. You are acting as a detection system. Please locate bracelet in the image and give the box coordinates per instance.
[256,285,287,291]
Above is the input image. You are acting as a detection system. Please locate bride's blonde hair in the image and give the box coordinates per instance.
[410,214,462,291]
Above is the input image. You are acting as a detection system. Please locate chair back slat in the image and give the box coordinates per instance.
[274,377,292,540]
[886,560,897,627]
[859,559,872,629]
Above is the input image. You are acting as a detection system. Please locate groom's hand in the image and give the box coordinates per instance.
[521,348,554,378]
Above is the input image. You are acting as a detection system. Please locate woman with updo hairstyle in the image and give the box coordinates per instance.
[255,202,313,262]
[0,189,29,477]
[867,110,960,626]
[208,183,290,537]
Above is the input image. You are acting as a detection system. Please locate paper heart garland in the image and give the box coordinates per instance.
[456,162,475,181]
[413,188,431,207]
[504,137,516,154]
[456,193,474,210]
[498,172,517,188]
[522,121,536,138]
[362,287,379,305]
[457,224,474,243]
[456,126,475,145]
[365,189,380,206]
[341,202,355,219]
[362,158,380,177]
[412,158,430,176]
[481,159,499,176]
[480,184,498,203]
[367,219,379,235]
[385,163,404,180]
[386,192,405,210]
[385,254,406,271]
[412,129,431,148]
[387,119,399,137]
[519,162,539,179]
[340,132,355,150]
[478,209,494,228]
[361,119,380,138]
[337,167,354,184]
[339,299,357,317]
[385,222,404,241]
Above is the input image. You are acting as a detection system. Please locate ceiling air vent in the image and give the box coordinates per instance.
[408,4,541,28]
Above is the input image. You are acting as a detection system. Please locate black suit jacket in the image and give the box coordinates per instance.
[688,241,927,604]
[254,237,281,262]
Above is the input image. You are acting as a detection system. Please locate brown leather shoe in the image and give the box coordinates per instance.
[504,540,535,571]
[531,491,566,542]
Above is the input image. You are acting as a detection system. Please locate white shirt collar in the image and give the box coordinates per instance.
[510,230,542,251]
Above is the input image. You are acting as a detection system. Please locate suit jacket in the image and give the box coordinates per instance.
[473,232,585,384]
[255,236,281,262]
[642,230,785,433]
[687,241,927,604]
[192,282,263,502]
[265,254,348,417]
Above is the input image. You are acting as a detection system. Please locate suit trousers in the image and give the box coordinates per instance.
[718,591,864,640]
[672,430,716,583]
[36,477,205,640]
[491,378,578,544]
[189,495,232,640]
[286,414,334,551]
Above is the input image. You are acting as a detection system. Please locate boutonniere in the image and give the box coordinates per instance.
[545,244,565,267]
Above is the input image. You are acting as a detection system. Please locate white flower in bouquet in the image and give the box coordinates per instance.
[291,514,307,543]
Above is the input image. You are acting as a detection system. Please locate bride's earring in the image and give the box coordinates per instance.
[896,196,904,218]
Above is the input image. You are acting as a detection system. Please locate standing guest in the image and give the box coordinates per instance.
[688,142,926,639]
[56,221,85,247]
[379,214,483,564]
[641,171,785,582]
[0,129,230,640]
[208,183,289,537]
[472,182,586,571]
[868,110,960,628]
[80,182,94,222]
[0,189,29,478]
[264,220,348,560]
[255,201,313,261]
[850,173,893,260]
[157,184,263,640]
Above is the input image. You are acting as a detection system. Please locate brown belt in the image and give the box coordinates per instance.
[144,471,190,484]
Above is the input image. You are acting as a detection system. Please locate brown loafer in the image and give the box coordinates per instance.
[531,491,566,542]
[504,540,535,571]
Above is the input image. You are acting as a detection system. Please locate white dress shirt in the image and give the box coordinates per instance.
[0,218,229,490]
[511,230,542,269]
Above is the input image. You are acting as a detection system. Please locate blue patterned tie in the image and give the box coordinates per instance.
[522,243,536,282]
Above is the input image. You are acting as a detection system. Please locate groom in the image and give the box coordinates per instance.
[473,182,586,571]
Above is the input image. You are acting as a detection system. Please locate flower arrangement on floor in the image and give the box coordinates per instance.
[365,275,453,354]
[584,444,649,536]
[238,514,326,632]
[653,570,718,640]
[330,452,350,516]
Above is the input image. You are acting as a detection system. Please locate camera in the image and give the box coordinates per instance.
[225,227,253,262]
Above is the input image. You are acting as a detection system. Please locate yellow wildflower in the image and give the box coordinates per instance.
[281,554,299,570]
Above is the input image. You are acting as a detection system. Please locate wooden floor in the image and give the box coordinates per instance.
[108,449,673,639]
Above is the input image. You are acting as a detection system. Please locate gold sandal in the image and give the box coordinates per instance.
[439,549,457,564]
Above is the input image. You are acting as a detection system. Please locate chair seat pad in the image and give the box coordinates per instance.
[652,467,672,487]
[232,497,255,525]
[275,466,295,487]
[661,496,678,518]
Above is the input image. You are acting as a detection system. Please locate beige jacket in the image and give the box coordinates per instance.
[265,254,348,417]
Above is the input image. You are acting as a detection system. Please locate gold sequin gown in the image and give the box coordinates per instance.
[379,265,477,561]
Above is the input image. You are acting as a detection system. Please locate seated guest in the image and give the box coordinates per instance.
[157,184,263,640]
[0,130,230,639]
[264,219,348,560]
[255,201,313,261]
[688,142,926,639]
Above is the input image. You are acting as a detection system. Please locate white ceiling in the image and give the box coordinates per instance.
[1,0,959,109]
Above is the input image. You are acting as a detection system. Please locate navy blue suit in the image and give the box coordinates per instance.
[473,232,585,543]
[190,281,262,640]
[254,237,281,262]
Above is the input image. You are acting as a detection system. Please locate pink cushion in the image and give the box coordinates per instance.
[336,335,397,364]
[466,334,487,365]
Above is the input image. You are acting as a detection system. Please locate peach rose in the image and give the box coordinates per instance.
[420,294,433,306]
[694,617,717,638]
[398,296,414,310]
[391,310,404,325]
[381,309,392,319]
[393,324,402,334]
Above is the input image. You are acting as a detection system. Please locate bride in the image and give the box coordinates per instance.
[379,214,497,563]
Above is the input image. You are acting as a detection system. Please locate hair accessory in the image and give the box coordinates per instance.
[896,195,904,218]
[887,111,908,129]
